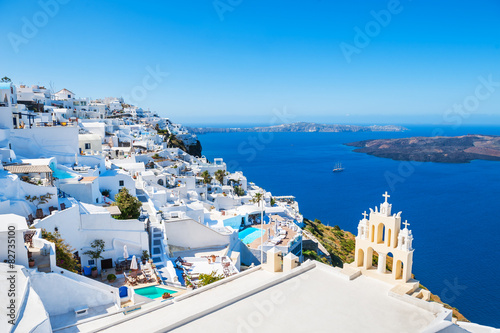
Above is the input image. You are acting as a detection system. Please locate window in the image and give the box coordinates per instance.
[68,94,71,98]
[88,259,95,266]
[119,180,124,186]
[85,143,91,150]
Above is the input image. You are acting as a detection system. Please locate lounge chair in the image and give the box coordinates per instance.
[136,272,147,284]
[123,272,137,286]
[36,208,44,219]
[143,270,155,282]
[60,203,66,210]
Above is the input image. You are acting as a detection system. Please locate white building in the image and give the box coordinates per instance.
[99,168,137,199]
[0,214,29,267]
[34,198,148,273]
[78,133,103,155]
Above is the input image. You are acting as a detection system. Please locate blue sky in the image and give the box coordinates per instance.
[1,0,499,125]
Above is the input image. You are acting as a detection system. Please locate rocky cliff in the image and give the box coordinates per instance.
[166,134,203,157]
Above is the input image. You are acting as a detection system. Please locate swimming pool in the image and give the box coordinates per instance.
[134,286,178,299]
[238,227,265,245]
[51,167,75,179]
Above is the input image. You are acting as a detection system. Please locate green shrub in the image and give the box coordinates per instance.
[42,229,79,272]
[114,188,142,219]
[198,270,224,287]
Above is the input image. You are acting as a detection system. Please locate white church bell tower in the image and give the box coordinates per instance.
[352,192,414,283]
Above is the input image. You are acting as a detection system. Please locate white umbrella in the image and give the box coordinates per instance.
[74,153,78,166]
[130,255,138,270]
[123,245,129,260]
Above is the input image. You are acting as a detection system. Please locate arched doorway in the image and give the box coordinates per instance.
[371,249,379,269]
[395,260,404,280]
[158,179,164,186]
[357,248,364,267]
[386,252,393,272]
[377,223,385,244]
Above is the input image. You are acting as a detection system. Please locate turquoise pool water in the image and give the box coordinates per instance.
[134,286,177,299]
[51,167,75,179]
[238,227,265,245]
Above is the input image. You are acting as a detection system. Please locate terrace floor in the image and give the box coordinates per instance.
[247,222,296,249]
[28,245,51,273]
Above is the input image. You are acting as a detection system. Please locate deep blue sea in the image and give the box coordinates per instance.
[200,125,500,328]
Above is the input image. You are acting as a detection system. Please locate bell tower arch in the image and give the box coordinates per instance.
[352,192,414,283]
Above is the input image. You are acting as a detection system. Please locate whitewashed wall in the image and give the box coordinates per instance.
[164,218,231,249]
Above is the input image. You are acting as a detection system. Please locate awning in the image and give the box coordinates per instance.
[4,165,53,174]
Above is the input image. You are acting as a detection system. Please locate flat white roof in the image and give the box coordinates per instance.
[58,261,461,333]
[0,214,28,231]
[79,202,109,214]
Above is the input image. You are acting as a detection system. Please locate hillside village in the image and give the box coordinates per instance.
[0,80,491,332]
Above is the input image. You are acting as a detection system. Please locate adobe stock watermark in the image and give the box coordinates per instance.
[384,74,499,192]
[225,106,296,172]
[443,74,500,128]
[122,65,169,105]
[440,278,467,304]
[7,0,71,54]
[339,0,407,64]
[213,0,243,21]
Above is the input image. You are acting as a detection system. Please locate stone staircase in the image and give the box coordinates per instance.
[150,226,165,269]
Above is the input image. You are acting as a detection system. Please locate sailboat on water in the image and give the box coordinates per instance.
[332,162,344,173]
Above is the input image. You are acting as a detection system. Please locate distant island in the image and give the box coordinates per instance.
[346,134,500,163]
[188,122,407,134]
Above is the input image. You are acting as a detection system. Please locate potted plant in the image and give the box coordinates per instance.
[141,250,150,265]
[29,258,35,268]
[107,274,116,283]
[83,239,105,277]
[162,292,171,299]
[186,281,194,290]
